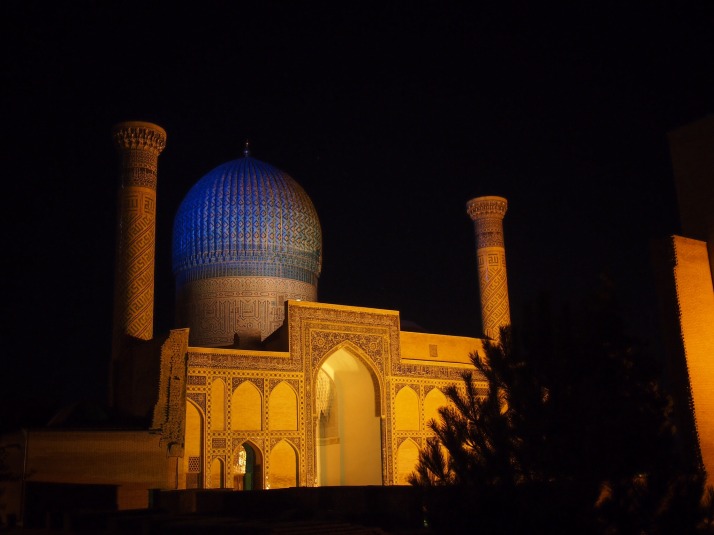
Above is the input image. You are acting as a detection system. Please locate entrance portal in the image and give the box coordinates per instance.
[316,348,382,486]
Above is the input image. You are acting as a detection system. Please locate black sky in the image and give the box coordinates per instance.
[2,1,713,423]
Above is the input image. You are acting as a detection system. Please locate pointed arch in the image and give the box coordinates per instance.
[269,440,298,489]
[314,340,383,416]
[183,398,204,489]
[315,344,383,486]
[232,380,262,430]
[395,386,419,430]
[424,387,448,429]
[395,439,420,485]
[269,381,298,430]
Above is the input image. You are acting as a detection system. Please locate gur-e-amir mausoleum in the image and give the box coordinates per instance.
[0,121,514,518]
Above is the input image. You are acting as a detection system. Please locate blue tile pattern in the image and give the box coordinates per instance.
[172,156,322,287]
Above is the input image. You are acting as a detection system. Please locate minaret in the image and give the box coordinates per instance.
[466,196,511,340]
[111,121,167,361]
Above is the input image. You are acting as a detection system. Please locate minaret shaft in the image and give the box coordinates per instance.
[467,196,511,340]
[111,121,166,355]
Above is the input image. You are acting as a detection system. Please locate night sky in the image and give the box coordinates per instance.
[2,1,713,425]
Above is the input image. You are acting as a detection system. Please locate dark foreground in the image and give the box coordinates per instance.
[2,485,431,534]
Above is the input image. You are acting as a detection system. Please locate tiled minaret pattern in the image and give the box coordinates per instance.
[111,121,166,351]
[467,196,511,340]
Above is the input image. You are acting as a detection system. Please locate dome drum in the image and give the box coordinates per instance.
[175,276,317,347]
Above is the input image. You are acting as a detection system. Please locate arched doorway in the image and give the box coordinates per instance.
[234,442,263,490]
[316,347,382,486]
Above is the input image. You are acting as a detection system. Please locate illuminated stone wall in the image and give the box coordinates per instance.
[183,300,482,490]
[23,430,172,510]
[671,236,714,486]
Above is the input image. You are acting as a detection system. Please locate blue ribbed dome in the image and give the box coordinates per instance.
[172,156,322,286]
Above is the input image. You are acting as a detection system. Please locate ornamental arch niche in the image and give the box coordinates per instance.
[269,381,298,431]
[269,440,298,489]
[314,343,383,486]
[184,398,204,489]
[395,386,419,430]
[396,438,420,485]
[424,387,449,429]
[231,380,262,431]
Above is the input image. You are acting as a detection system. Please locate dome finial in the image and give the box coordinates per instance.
[243,140,251,157]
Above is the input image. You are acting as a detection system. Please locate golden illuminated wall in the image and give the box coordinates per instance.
[467,196,511,340]
[184,347,301,490]
[671,236,714,486]
[394,330,484,484]
[23,430,172,510]
[182,301,482,490]
[399,331,483,366]
[111,121,166,352]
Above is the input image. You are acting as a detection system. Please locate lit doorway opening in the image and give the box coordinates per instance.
[316,348,382,486]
